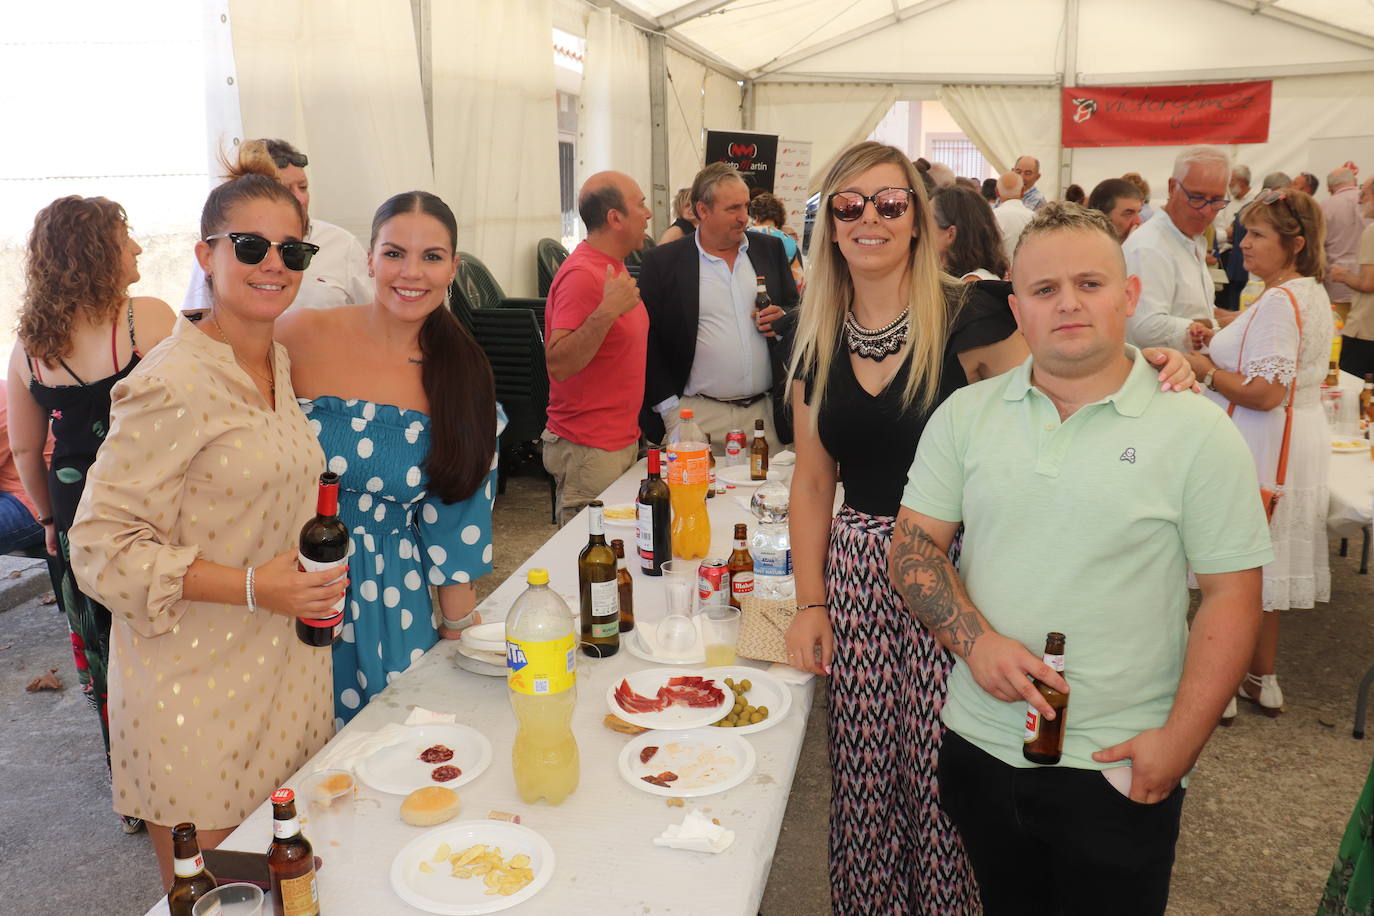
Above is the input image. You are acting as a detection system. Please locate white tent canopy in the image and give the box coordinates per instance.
[6,0,1374,304]
[217,0,1374,294]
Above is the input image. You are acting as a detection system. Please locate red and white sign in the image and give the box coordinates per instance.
[1061,81,1272,148]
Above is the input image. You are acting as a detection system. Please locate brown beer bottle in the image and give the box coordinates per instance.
[749,419,769,481]
[611,538,634,633]
[1326,359,1341,387]
[706,434,717,499]
[167,822,216,916]
[268,788,321,916]
[727,523,754,610]
[1023,632,1068,764]
[1362,374,1374,423]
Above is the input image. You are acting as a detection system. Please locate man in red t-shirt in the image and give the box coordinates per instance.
[541,171,651,523]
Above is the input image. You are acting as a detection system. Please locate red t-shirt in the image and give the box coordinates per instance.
[545,242,648,451]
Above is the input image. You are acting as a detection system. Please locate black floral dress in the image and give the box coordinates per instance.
[27,303,141,768]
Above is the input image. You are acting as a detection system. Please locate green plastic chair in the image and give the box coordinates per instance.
[536,238,570,298]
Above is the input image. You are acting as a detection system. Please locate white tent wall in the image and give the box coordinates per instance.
[579,9,653,205]
[939,85,1060,197]
[753,83,900,194]
[431,0,562,298]
[664,49,744,203]
[228,0,434,244]
[1068,72,1374,208]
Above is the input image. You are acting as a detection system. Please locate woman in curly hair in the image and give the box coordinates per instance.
[6,196,175,833]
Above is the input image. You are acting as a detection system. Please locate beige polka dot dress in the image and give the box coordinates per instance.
[69,316,333,830]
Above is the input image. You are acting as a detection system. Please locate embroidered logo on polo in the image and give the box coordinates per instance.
[1120,448,1137,464]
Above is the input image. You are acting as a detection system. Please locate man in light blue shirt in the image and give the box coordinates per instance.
[890,202,1271,914]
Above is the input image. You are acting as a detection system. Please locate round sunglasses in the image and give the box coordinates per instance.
[827,187,916,222]
[204,232,320,271]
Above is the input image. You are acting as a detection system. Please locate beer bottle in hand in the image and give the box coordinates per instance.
[749,419,769,481]
[637,448,671,576]
[167,822,216,916]
[754,275,771,314]
[1023,632,1068,765]
[611,538,634,632]
[297,471,348,647]
[268,788,320,916]
[579,501,619,658]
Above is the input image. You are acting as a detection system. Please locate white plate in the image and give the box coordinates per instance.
[459,622,506,654]
[606,668,731,730]
[1332,439,1367,453]
[453,644,507,678]
[622,627,705,666]
[390,821,554,915]
[617,728,757,798]
[717,465,786,487]
[709,666,793,735]
[602,503,639,527]
[356,724,493,795]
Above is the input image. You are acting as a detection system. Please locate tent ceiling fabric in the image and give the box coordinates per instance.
[618,0,1374,80]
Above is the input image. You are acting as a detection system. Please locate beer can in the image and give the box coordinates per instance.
[697,559,728,604]
[725,429,746,466]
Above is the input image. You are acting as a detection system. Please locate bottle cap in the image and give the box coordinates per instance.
[271,788,295,805]
[527,568,549,586]
[680,408,694,419]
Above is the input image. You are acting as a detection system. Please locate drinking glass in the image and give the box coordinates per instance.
[299,768,355,895]
[701,603,741,667]
[192,883,264,916]
[658,561,698,656]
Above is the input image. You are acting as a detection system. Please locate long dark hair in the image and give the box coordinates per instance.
[931,186,1008,279]
[370,191,496,503]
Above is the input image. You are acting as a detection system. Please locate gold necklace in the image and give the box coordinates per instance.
[211,312,276,396]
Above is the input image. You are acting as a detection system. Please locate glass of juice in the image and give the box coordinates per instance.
[701,603,741,667]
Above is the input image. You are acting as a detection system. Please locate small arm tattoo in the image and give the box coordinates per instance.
[889,517,984,657]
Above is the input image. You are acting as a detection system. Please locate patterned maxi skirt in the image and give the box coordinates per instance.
[826,505,979,915]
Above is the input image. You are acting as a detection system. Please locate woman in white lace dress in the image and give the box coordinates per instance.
[1186,189,1333,720]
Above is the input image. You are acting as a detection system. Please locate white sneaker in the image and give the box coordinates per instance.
[1220,695,1238,726]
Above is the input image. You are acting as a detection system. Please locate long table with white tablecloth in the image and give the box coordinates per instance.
[142,459,815,916]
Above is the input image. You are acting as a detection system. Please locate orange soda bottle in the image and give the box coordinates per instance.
[666,408,711,558]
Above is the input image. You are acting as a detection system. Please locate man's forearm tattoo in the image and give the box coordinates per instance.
[890,517,984,657]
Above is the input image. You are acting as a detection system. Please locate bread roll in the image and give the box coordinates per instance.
[400,786,461,827]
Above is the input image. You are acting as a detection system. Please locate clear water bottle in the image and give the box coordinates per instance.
[749,481,794,600]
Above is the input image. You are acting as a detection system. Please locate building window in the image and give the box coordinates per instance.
[927,137,992,182]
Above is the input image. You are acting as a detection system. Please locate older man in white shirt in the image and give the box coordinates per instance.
[993,172,1034,268]
[181,138,371,311]
[1123,146,1231,351]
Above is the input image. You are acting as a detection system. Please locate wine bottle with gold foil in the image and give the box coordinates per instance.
[578,501,619,657]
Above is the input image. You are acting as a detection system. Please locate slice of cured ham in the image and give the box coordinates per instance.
[614,676,725,714]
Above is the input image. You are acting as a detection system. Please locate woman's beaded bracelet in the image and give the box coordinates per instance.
[245,566,257,613]
[797,603,828,612]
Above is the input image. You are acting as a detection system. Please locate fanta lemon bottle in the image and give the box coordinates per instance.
[666,408,711,558]
[506,568,579,804]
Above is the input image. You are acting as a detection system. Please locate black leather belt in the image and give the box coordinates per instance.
[698,392,768,407]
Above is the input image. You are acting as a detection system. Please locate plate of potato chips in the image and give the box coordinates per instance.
[390,821,555,914]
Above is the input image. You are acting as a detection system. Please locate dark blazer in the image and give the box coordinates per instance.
[637,229,801,443]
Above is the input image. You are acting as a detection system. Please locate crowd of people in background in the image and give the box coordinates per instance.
[6,128,1372,914]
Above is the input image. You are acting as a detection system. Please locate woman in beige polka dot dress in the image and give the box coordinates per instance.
[69,143,347,887]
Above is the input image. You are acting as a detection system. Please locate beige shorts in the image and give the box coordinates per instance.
[540,430,638,526]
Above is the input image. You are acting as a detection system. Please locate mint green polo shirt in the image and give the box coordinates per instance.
[901,347,1273,771]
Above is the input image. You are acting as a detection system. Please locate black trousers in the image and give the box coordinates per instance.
[938,730,1185,916]
[1340,335,1374,381]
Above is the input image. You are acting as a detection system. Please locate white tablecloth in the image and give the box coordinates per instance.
[1329,372,1373,537]
[143,460,815,916]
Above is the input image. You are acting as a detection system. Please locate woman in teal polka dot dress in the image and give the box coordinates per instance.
[278,191,502,725]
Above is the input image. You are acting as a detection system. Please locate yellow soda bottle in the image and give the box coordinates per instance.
[506,568,579,805]
[666,408,711,559]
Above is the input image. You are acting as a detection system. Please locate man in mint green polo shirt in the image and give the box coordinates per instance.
[890,203,1273,915]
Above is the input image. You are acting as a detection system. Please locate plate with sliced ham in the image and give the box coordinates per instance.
[606,668,732,730]
[617,728,756,798]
